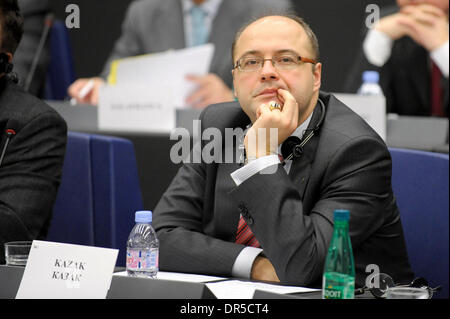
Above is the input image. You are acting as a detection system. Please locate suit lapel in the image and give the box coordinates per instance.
[213,111,249,240]
[288,104,323,200]
[214,161,244,240]
[151,0,185,50]
[409,44,430,111]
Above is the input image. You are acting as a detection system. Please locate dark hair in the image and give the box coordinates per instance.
[0,0,24,54]
[232,14,320,65]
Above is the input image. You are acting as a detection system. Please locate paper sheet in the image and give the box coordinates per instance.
[205,280,320,299]
[108,44,215,108]
[114,270,226,283]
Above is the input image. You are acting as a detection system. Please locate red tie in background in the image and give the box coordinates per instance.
[235,216,261,247]
[431,61,444,117]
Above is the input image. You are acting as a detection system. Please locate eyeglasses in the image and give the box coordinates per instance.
[234,53,317,72]
[355,273,442,299]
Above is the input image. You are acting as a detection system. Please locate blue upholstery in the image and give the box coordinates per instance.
[47,132,95,245]
[48,132,143,266]
[45,20,75,100]
[389,148,449,298]
[90,135,144,266]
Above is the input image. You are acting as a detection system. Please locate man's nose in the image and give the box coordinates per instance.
[260,59,279,81]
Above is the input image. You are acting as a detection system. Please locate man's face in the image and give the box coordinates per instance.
[232,16,322,124]
[397,0,449,12]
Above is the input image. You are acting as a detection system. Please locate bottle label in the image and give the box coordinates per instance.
[126,248,158,270]
[323,286,346,299]
[322,272,355,299]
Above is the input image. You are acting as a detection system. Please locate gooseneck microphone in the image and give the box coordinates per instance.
[24,13,54,92]
[0,119,19,167]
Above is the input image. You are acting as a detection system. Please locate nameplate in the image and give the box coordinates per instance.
[98,84,176,133]
[16,241,118,299]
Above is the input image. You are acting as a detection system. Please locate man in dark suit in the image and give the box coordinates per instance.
[153,15,413,288]
[68,0,293,108]
[344,0,449,117]
[0,0,67,264]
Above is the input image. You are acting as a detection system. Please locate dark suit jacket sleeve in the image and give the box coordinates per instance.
[0,110,67,264]
[229,135,393,286]
[153,161,246,277]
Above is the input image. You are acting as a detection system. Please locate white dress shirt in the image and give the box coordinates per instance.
[180,0,223,47]
[363,28,449,77]
[230,113,313,279]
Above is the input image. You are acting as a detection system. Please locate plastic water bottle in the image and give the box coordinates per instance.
[358,71,383,95]
[322,210,355,299]
[126,211,159,278]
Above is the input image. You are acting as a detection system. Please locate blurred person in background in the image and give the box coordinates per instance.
[344,0,449,117]
[68,0,293,108]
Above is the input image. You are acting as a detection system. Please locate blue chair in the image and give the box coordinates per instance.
[90,134,144,266]
[47,132,143,266]
[389,148,449,298]
[45,20,75,100]
[47,132,95,245]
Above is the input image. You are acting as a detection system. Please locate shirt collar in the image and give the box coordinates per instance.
[292,111,313,139]
[181,0,223,16]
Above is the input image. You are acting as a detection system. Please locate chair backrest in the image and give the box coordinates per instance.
[45,20,75,100]
[90,134,144,266]
[389,148,449,298]
[47,132,95,245]
[48,132,143,265]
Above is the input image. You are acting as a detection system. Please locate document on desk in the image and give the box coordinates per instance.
[114,270,226,283]
[205,280,320,299]
[108,44,215,108]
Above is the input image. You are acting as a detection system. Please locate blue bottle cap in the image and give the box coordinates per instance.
[334,209,350,221]
[135,211,152,223]
[362,71,380,84]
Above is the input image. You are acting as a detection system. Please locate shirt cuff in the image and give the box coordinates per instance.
[231,246,263,279]
[431,41,449,78]
[230,155,280,186]
[363,28,394,67]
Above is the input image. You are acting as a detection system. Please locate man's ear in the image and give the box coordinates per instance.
[313,62,322,92]
[231,69,238,98]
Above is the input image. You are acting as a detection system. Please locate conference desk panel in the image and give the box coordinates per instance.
[0,265,376,300]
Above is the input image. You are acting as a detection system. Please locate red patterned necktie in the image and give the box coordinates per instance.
[431,61,444,117]
[235,216,261,247]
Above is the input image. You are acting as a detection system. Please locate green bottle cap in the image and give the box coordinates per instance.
[334,209,350,221]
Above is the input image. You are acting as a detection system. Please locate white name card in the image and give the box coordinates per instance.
[16,241,118,299]
[98,84,176,133]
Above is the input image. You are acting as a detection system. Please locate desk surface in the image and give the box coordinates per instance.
[0,265,374,300]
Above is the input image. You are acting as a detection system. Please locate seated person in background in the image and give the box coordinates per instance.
[344,0,449,117]
[68,0,293,108]
[13,0,51,98]
[153,14,414,288]
[0,0,67,264]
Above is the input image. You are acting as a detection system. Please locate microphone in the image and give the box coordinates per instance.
[24,13,54,92]
[0,119,19,167]
[281,136,302,161]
